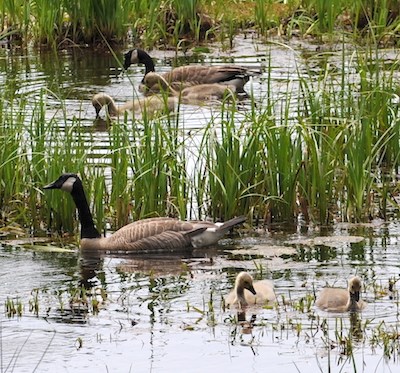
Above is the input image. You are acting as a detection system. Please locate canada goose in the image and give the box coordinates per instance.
[92,93,177,119]
[123,48,259,94]
[225,272,276,310]
[43,173,246,254]
[144,73,236,104]
[315,276,366,312]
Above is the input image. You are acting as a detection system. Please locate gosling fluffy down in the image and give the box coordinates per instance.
[225,272,276,310]
[143,73,237,104]
[315,276,366,312]
[92,93,177,119]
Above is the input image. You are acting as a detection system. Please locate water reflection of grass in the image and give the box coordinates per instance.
[3,264,400,367]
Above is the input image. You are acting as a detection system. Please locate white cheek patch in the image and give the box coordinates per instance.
[131,49,138,63]
[61,176,77,193]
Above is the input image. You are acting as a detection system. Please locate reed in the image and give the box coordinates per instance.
[2,41,400,237]
[2,0,399,48]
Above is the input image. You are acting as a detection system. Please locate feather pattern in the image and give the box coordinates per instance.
[44,174,245,254]
[123,48,260,94]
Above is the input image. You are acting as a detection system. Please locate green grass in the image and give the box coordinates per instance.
[1,24,400,236]
[1,0,400,48]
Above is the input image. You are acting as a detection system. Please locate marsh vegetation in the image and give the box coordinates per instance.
[1,1,400,372]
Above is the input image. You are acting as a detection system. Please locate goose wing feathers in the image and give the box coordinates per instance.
[163,65,251,84]
[104,227,207,254]
[91,218,205,253]
[144,66,257,93]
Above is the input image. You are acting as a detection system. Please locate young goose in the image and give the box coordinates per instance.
[123,48,259,94]
[43,173,246,254]
[225,272,276,310]
[315,276,366,312]
[144,73,237,104]
[92,93,177,119]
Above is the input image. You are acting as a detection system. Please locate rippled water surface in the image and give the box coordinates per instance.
[2,37,400,372]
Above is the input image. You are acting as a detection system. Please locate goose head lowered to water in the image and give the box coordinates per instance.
[91,93,177,119]
[44,173,246,254]
[123,48,260,95]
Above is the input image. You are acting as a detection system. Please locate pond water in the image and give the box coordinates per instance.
[1,36,400,372]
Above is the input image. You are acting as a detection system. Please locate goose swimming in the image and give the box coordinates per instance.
[44,173,246,254]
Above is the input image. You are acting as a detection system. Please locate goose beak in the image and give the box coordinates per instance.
[248,284,256,295]
[351,291,360,302]
[43,180,57,189]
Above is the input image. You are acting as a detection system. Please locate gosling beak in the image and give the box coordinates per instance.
[248,284,257,295]
[351,291,360,302]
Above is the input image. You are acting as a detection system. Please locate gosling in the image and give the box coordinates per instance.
[225,271,276,310]
[315,276,366,312]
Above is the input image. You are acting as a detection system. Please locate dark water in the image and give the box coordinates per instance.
[1,37,400,372]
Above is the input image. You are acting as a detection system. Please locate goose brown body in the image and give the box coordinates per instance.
[123,48,259,94]
[144,73,236,103]
[225,272,276,310]
[315,276,366,312]
[44,173,246,254]
[92,93,177,119]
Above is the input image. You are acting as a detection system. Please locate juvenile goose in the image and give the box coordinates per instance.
[44,173,246,254]
[315,276,366,312]
[92,93,177,119]
[123,48,259,94]
[225,272,276,310]
[144,73,236,104]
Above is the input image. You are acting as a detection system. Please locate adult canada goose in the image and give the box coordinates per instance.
[144,73,237,104]
[225,272,276,310]
[123,48,259,94]
[315,276,366,312]
[43,173,246,254]
[92,93,177,119]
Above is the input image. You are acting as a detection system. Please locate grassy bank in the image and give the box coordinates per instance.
[1,0,400,48]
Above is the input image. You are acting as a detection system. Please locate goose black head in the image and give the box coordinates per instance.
[123,49,134,69]
[123,49,154,71]
[44,173,80,193]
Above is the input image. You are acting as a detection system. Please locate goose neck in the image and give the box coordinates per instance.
[235,284,248,308]
[141,52,155,77]
[71,185,101,239]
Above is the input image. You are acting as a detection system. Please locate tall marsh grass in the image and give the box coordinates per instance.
[1,41,400,237]
[1,0,399,48]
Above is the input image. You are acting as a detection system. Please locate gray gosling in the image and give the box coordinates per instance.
[92,93,177,119]
[225,272,276,310]
[315,276,366,312]
[123,48,259,94]
[44,173,246,254]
